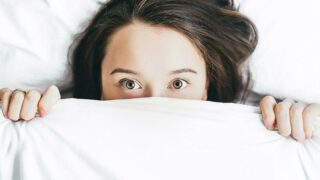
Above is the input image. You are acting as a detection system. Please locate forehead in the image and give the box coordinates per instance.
[103,21,205,73]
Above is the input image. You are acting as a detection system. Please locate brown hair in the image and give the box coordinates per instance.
[70,0,258,102]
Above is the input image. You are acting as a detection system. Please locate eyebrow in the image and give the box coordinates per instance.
[170,68,198,75]
[110,68,139,75]
[110,68,198,76]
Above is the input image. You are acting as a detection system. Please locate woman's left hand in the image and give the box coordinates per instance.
[259,96,320,142]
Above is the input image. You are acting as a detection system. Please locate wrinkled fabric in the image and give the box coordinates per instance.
[0,0,104,92]
[0,97,319,180]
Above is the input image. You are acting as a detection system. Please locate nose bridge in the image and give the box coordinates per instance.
[145,84,164,97]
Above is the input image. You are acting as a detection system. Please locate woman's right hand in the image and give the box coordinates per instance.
[0,85,61,121]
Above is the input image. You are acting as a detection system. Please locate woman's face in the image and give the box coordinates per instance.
[101,21,209,100]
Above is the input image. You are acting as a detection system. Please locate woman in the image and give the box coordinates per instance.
[0,0,319,142]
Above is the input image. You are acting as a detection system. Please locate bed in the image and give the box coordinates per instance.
[1,0,320,179]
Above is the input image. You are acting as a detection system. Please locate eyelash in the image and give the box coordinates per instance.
[168,79,190,90]
[118,78,190,90]
[118,78,142,90]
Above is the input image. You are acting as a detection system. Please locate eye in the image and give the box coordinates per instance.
[119,79,142,90]
[169,79,189,90]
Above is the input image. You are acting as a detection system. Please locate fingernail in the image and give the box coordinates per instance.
[39,110,46,117]
[266,124,273,130]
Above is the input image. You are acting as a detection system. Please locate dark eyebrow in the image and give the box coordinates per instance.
[170,68,198,75]
[110,68,198,76]
[110,68,140,76]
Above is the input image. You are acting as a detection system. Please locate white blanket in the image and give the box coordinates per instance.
[0,98,319,180]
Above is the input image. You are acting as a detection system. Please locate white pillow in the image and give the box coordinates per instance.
[239,0,320,103]
[0,0,103,92]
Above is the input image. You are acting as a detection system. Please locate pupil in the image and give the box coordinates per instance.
[126,81,135,89]
[174,80,182,89]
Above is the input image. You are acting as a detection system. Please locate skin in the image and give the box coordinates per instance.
[0,86,60,121]
[100,21,208,100]
[0,22,319,142]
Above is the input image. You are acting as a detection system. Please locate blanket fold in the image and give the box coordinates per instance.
[0,98,319,180]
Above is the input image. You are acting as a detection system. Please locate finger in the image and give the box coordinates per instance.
[0,88,10,100]
[7,90,25,121]
[303,103,320,139]
[0,88,13,118]
[259,96,277,130]
[20,90,41,121]
[275,99,295,136]
[290,102,307,142]
[38,85,61,117]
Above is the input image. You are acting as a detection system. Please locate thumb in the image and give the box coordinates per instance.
[38,85,61,117]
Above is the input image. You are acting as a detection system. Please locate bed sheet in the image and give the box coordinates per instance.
[0,97,320,180]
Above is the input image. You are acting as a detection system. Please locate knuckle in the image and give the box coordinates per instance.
[1,93,12,104]
[302,109,312,119]
[0,88,11,94]
[260,96,275,105]
[275,103,287,113]
[291,103,305,111]
[25,90,41,100]
[290,107,299,116]
[48,85,61,98]
[265,96,275,102]
[48,85,58,92]
[11,91,25,101]
[3,91,12,99]
[283,98,295,104]
[290,103,305,118]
